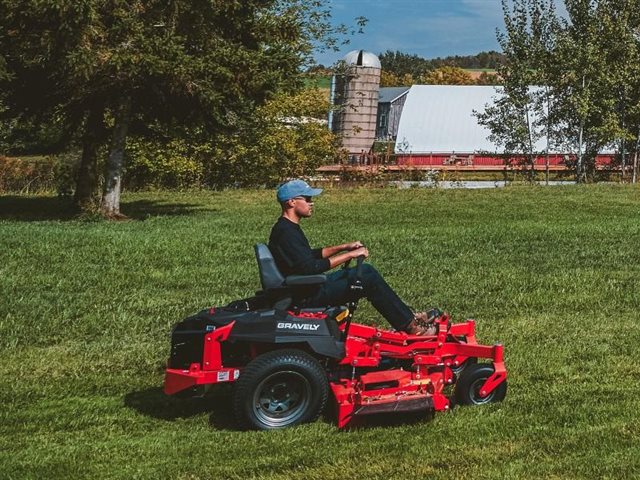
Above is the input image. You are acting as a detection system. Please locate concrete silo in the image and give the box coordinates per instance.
[330,50,381,155]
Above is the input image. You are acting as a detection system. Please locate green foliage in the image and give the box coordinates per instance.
[378,50,434,78]
[483,0,640,183]
[378,50,505,78]
[0,154,75,194]
[0,87,337,193]
[1,186,640,478]
[124,138,206,190]
[475,71,502,85]
[421,66,476,85]
[380,67,500,87]
[121,88,337,189]
[0,0,348,211]
[0,107,66,155]
[204,88,337,187]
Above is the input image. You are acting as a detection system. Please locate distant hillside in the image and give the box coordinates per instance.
[378,50,504,78]
[307,51,503,83]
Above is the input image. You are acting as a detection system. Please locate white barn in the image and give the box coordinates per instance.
[394,85,547,155]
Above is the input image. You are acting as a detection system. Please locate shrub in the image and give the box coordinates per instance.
[124,138,205,190]
[0,155,76,194]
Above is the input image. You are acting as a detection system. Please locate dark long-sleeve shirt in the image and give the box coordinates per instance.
[268,217,330,276]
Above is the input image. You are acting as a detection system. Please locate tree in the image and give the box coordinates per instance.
[421,66,475,85]
[120,87,337,189]
[0,0,343,216]
[204,88,337,187]
[476,0,555,181]
[378,50,431,78]
[550,0,614,182]
[380,71,402,87]
[595,0,640,183]
[478,0,640,183]
[476,71,502,86]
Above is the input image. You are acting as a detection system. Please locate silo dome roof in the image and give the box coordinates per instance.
[342,50,381,69]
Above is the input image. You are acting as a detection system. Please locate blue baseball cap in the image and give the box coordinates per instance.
[276,179,323,202]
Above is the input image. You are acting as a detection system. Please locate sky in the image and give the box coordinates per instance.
[314,0,508,66]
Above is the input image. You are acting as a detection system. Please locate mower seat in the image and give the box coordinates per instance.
[254,243,327,309]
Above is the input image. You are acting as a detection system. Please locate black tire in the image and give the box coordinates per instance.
[232,349,329,430]
[454,363,507,406]
[450,357,477,380]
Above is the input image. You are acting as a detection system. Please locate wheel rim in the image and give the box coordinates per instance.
[253,370,312,428]
[469,377,494,405]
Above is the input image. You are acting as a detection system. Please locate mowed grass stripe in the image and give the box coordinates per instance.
[1,185,639,479]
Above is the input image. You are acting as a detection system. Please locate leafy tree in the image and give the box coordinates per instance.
[429,51,505,69]
[206,88,336,187]
[379,49,505,75]
[378,50,432,78]
[478,0,640,183]
[549,0,616,181]
[124,87,336,189]
[0,0,344,216]
[421,66,475,85]
[476,0,555,181]
[476,71,502,86]
[595,0,640,182]
[380,71,402,87]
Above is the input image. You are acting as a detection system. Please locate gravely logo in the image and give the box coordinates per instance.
[277,322,320,331]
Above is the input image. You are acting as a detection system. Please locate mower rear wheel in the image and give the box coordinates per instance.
[232,349,329,430]
[454,363,507,406]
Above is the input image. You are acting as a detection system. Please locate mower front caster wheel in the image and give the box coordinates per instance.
[232,349,329,430]
[451,357,477,381]
[454,363,507,406]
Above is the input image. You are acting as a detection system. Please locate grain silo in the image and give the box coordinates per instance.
[330,50,381,155]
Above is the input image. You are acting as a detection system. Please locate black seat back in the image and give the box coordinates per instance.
[254,244,285,290]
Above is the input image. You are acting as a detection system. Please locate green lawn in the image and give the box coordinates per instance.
[303,75,331,89]
[1,185,639,479]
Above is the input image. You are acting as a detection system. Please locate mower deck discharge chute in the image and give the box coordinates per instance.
[164,244,507,430]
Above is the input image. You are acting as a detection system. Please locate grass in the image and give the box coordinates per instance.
[303,76,331,89]
[1,185,640,479]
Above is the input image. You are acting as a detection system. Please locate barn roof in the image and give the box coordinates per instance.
[378,87,410,104]
[394,85,548,154]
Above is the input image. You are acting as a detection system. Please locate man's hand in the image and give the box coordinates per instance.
[321,241,364,259]
[323,242,368,270]
[346,241,364,251]
[350,246,369,259]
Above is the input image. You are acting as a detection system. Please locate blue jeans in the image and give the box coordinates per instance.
[303,264,414,331]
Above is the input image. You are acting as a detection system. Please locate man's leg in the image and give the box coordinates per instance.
[306,264,415,331]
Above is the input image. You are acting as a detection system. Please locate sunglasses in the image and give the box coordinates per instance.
[293,195,313,203]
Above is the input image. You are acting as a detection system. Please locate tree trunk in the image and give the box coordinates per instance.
[101,97,131,218]
[74,107,103,211]
[633,127,640,185]
[576,75,586,184]
[545,88,550,186]
[621,137,626,182]
[577,120,584,183]
[525,108,535,183]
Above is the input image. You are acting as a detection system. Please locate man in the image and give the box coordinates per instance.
[268,179,436,335]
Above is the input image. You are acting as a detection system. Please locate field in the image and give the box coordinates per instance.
[1,185,639,479]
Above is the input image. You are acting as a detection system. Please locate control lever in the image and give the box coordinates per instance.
[350,255,365,292]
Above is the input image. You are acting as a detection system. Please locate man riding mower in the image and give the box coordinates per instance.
[162,181,507,430]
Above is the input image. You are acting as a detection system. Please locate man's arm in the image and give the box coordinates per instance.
[327,246,369,269]
[320,241,363,259]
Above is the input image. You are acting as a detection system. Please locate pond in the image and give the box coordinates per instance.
[393,180,576,189]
